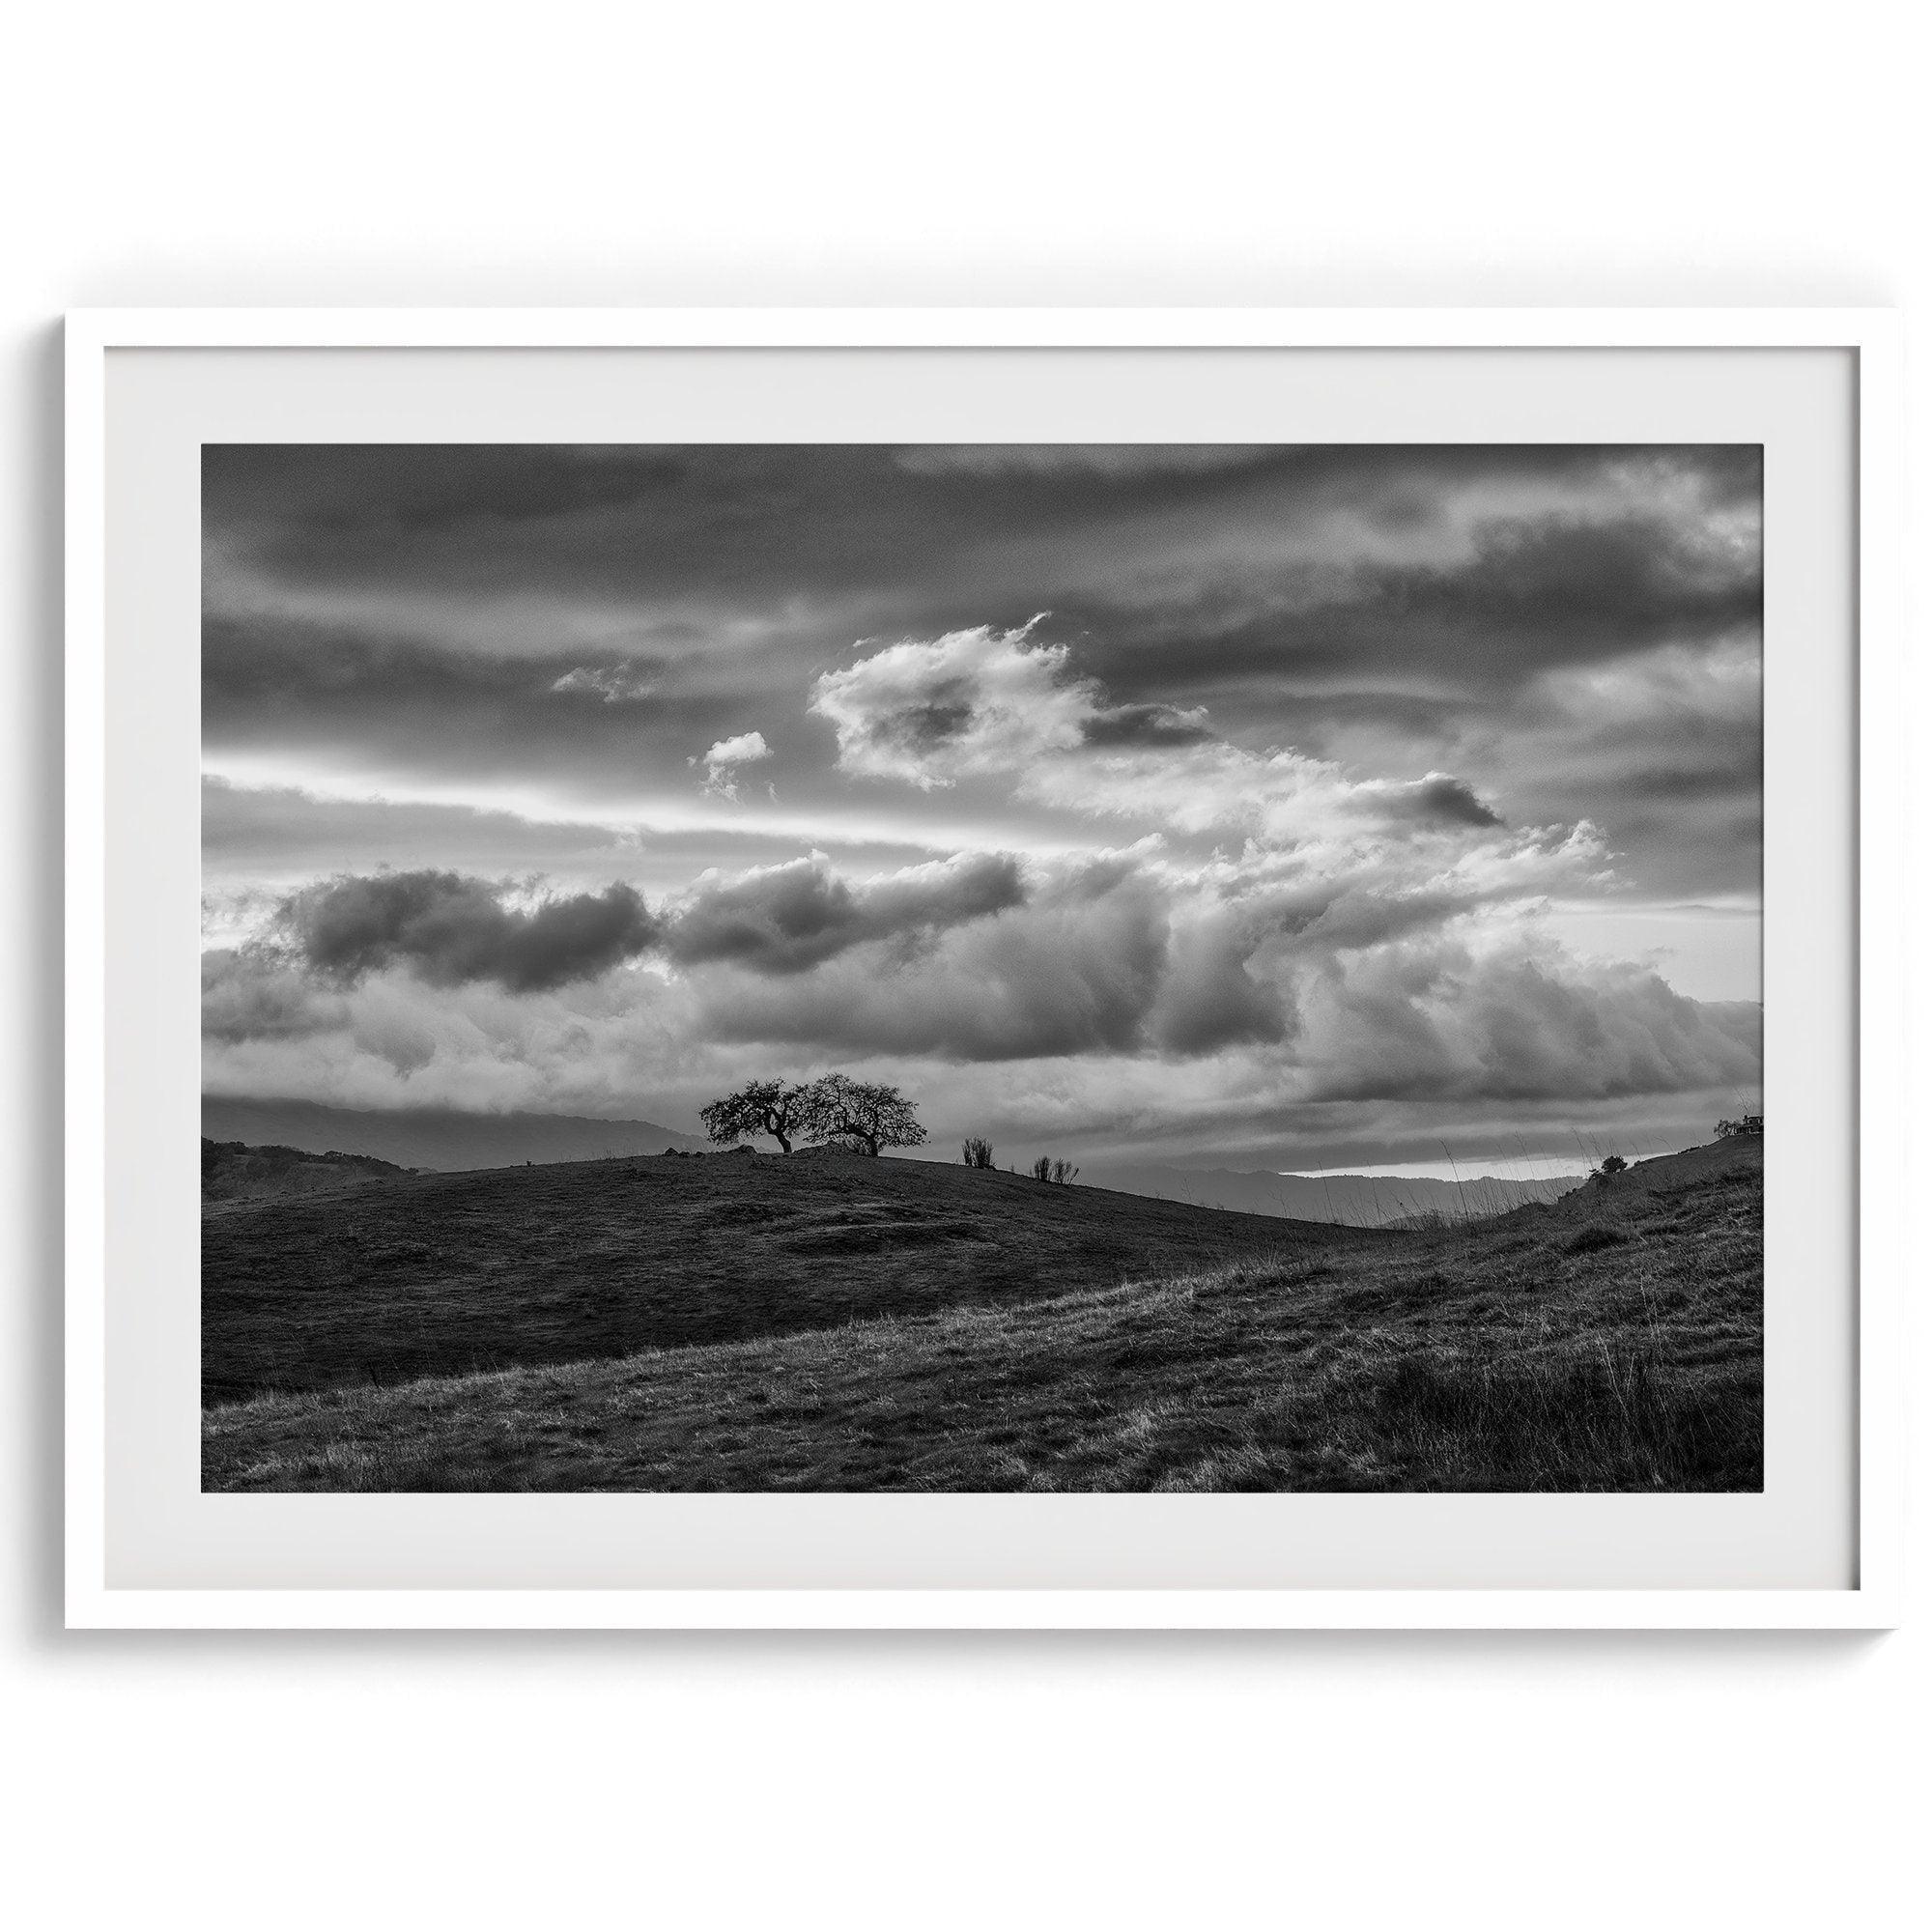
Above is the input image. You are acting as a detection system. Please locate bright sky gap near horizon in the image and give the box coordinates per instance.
[1289,1158,1598,1182]
[201,443,1763,1171]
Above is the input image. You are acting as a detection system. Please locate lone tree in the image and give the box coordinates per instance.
[962,1136,994,1169]
[809,1073,927,1157]
[1596,1152,1628,1178]
[699,1078,817,1155]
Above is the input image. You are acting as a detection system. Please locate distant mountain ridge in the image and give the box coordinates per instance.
[201,1097,705,1171]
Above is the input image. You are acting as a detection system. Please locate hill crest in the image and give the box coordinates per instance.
[202,1136,411,1205]
[201,1149,1371,1404]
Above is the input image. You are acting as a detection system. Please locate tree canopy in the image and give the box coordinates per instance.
[699,1078,817,1154]
[806,1073,927,1157]
[699,1073,927,1157]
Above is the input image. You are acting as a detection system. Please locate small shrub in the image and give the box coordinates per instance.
[1031,1155,1079,1184]
[1596,1153,1628,1177]
[962,1137,995,1169]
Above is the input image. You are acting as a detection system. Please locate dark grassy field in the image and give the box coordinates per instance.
[203,1150,1371,1404]
[203,1137,1762,1492]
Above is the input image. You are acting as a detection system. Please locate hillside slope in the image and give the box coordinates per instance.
[1529,1131,1761,1221]
[201,1097,705,1169]
[204,1152,1370,1405]
[205,1138,1761,1492]
[203,1137,411,1205]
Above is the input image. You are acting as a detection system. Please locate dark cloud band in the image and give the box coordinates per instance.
[281,871,661,993]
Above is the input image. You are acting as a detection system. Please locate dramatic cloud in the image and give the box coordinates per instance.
[1295,933,1763,1105]
[203,442,1763,1164]
[667,850,1024,975]
[810,619,1089,789]
[694,730,772,800]
[205,445,1758,895]
[691,860,1176,1062]
[279,870,661,992]
[1358,776,1503,831]
[812,621,1525,863]
[238,848,1032,1005]
[1149,907,1292,1057]
[204,888,1760,1169]
[201,948,347,1043]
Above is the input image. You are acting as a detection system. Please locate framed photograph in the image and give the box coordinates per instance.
[66,310,1901,1629]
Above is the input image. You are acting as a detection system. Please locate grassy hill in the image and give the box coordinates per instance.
[199,1098,1591,1225]
[203,1135,1761,1492]
[1533,1135,1759,1222]
[202,1137,411,1206]
[203,1150,1370,1405]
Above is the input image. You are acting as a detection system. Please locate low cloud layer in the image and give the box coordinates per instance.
[280,871,661,993]
[206,888,1760,1167]
[265,850,1037,993]
[212,826,1757,1151]
[668,850,1025,976]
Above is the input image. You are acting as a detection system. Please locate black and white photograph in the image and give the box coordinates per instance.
[24,13,1926,1923]
[199,440,1765,1493]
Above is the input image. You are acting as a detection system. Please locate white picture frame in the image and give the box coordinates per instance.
[65,308,1904,1631]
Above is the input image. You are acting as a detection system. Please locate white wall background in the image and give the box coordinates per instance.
[4,5,1923,1925]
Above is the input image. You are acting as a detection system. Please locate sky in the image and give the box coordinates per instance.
[201,442,1763,1170]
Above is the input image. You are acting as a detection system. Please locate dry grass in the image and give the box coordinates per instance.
[203,1138,1762,1493]
[202,1151,1367,1404]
